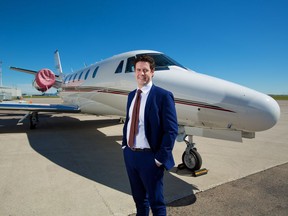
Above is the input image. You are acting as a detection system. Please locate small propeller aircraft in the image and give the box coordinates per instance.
[0,50,281,171]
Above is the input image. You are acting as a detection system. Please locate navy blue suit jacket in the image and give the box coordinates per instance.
[122,85,178,170]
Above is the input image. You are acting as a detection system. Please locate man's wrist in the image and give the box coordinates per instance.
[155,159,162,167]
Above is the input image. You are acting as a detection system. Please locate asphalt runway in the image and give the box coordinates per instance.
[0,98,287,216]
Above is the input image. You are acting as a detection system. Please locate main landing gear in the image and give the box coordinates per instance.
[29,112,39,129]
[18,111,39,129]
[181,135,202,171]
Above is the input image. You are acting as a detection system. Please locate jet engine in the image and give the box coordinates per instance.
[33,68,56,92]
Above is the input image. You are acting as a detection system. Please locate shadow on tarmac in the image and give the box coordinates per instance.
[0,113,197,205]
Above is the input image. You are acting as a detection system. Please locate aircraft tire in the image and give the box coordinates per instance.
[182,148,202,171]
[29,112,38,129]
[29,120,37,129]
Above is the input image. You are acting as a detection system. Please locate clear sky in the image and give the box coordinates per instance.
[0,0,287,94]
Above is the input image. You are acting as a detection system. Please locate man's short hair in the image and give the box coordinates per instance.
[134,55,155,71]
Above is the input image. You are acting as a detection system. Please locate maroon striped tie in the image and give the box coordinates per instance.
[128,89,142,148]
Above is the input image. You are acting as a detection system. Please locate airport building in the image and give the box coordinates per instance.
[0,86,22,101]
[0,61,22,100]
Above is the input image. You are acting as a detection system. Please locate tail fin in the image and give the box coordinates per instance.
[54,50,63,80]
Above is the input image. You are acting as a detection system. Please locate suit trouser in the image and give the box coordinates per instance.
[123,147,166,216]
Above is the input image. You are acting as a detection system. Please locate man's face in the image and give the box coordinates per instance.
[135,61,154,88]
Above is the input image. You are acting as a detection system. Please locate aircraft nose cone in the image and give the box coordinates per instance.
[246,94,281,131]
[261,96,280,129]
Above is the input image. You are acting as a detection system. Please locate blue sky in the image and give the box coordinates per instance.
[0,0,287,94]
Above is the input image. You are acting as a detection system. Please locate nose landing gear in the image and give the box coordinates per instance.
[181,135,202,171]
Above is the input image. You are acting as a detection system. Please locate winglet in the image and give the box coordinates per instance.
[54,50,63,79]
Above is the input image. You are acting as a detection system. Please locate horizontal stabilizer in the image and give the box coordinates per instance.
[10,67,38,75]
[10,67,60,78]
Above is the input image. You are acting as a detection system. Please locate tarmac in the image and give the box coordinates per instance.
[0,98,287,216]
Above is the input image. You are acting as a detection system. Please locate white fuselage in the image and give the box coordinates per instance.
[59,50,280,137]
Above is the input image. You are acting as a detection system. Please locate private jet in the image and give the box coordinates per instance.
[0,50,281,171]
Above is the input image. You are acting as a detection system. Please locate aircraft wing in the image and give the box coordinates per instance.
[0,101,80,113]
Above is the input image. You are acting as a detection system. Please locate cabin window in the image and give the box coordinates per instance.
[84,69,90,80]
[64,76,69,84]
[73,73,78,82]
[68,75,73,82]
[78,71,84,81]
[115,61,124,73]
[92,66,99,78]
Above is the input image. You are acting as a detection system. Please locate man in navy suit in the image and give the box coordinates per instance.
[122,55,178,216]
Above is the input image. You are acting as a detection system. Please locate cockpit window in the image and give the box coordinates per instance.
[152,53,186,70]
[125,57,135,73]
[125,53,186,73]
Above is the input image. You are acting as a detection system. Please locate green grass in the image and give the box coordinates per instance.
[22,95,59,98]
[269,95,288,100]
[20,94,288,100]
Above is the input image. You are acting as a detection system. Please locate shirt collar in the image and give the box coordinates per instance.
[138,81,153,95]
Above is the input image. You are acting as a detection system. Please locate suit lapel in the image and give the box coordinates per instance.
[128,89,137,108]
[144,84,155,121]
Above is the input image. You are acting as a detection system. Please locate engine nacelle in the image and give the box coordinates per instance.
[33,68,56,92]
